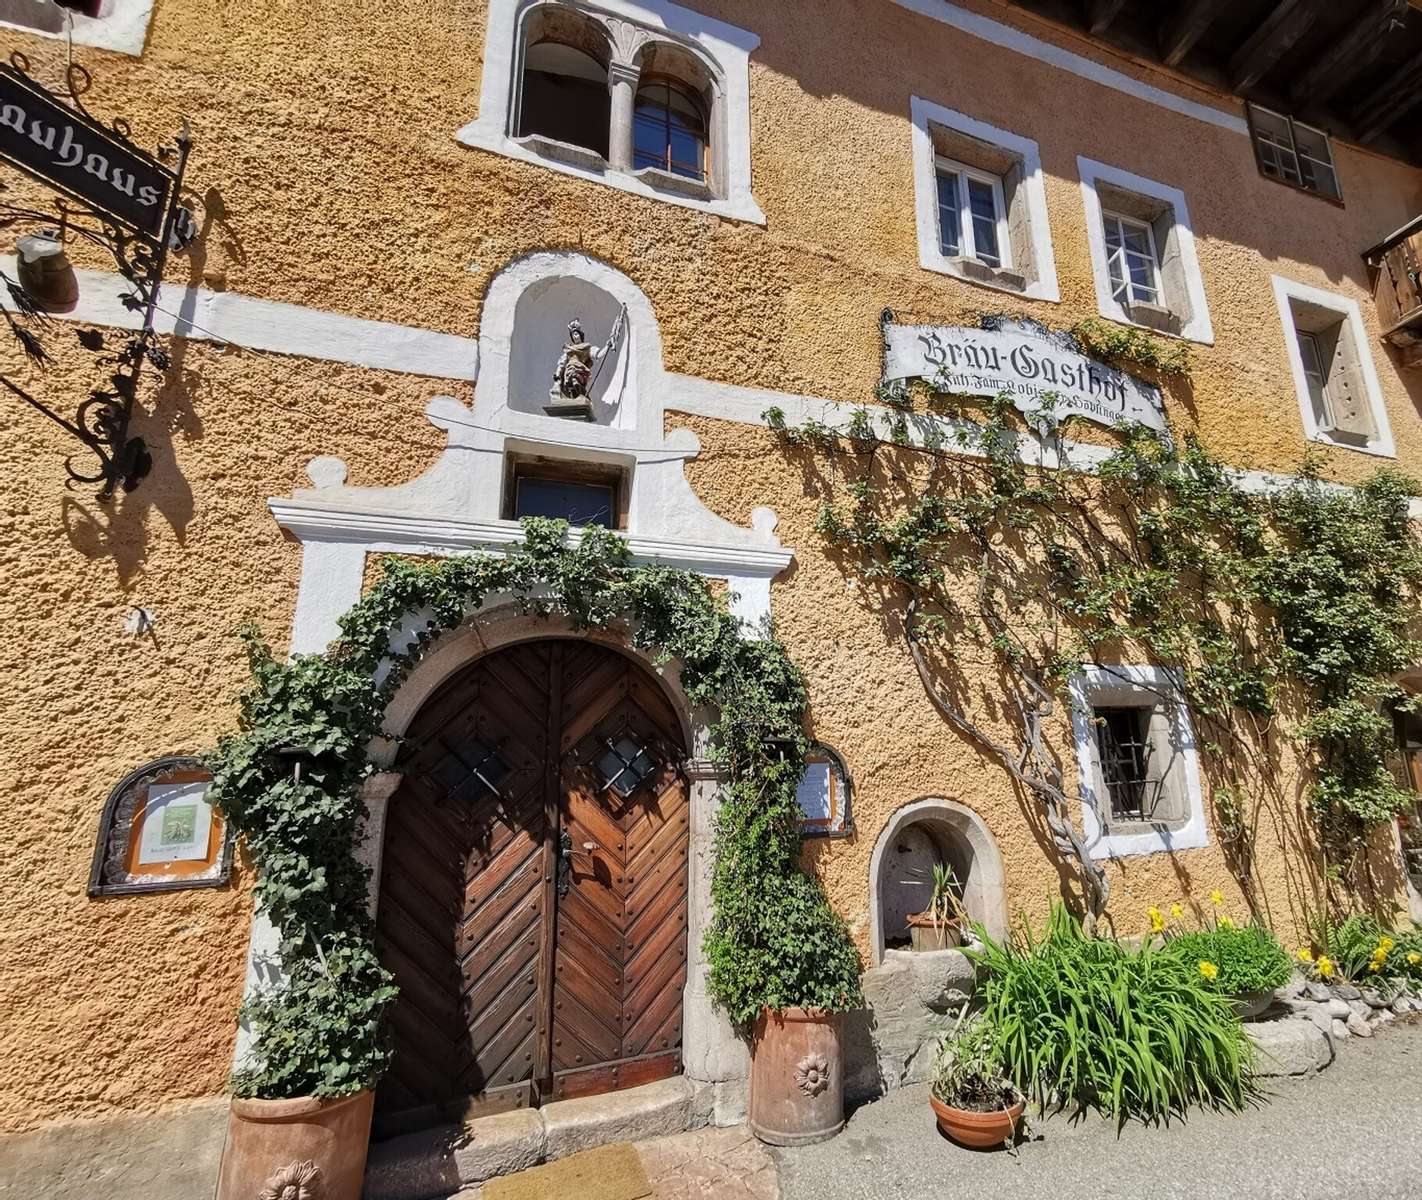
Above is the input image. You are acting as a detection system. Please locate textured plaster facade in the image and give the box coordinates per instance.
[0,0,1420,1156]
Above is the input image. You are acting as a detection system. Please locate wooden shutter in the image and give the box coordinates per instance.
[1321,322,1376,439]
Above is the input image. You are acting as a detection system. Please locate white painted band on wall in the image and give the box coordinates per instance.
[0,256,480,381]
[891,0,1249,136]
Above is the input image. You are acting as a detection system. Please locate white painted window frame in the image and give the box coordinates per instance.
[458,0,764,225]
[1101,210,1159,307]
[1078,156,1213,345]
[1069,665,1208,860]
[910,95,1060,302]
[935,156,1010,269]
[1270,274,1395,459]
[0,0,152,55]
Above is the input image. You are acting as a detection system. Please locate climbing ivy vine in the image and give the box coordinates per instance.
[206,520,861,1099]
[765,367,1422,921]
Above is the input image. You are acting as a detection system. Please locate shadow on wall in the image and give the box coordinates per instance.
[60,187,245,587]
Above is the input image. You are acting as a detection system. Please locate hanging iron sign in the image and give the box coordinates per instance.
[881,313,1169,440]
[0,61,175,240]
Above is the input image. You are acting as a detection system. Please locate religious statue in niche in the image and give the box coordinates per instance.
[546,310,626,421]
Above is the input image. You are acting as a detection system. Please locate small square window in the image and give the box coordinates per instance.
[504,454,627,529]
[1093,706,1157,822]
[1274,278,1391,456]
[596,736,656,797]
[1070,665,1208,859]
[1102,213,1160,308]
[433,738,510,803]
[795,744,852,837]
[935,158,1009,270]
[1248,104,1340,202]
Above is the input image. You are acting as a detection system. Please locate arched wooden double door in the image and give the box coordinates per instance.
[374,640,690,1130]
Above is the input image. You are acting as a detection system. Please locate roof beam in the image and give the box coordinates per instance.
[1229,0,1328,91]
[1290,0,1410,109]
[1086,0,1128,34]
[1351,50,1422,141]
[1159,0,1233,66]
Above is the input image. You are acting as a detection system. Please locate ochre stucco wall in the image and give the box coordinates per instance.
[1,0,1420,1136]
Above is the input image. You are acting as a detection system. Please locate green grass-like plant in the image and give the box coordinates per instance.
[970,906,1256,1125]
[1315,912,1422,985]
[1162,924,1291,996]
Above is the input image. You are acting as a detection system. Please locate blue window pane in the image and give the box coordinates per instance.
[936,172,961,256]
[633,82,706,181]
[515,478,615,528]
[966,177,1000,266]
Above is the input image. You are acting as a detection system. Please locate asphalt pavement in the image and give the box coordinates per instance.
[775,1018,1422,1200]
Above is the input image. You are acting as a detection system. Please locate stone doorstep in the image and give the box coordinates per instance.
[363,1077,716,1200]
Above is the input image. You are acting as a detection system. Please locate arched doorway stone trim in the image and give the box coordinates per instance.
[254,603,748,1104]
[867,797,1009,965]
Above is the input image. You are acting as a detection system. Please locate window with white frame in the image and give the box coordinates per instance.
[910,96,1060,302]
[1069,666,1208,859]
[0,0,152,54]
[935,160,1008,269]
[1078,157,1213,344]
[458,0,764,225]
[1272,275,1394,457]
[1248,104,1340,202]
[1102,212,1159,307]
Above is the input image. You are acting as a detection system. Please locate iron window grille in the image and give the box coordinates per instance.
[596,735,656,797]
[1094,706,1161,822]
[432,738,510,805]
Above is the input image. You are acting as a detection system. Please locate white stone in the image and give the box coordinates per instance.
[1246,1019,1333,1076]
[542,1076,697,1161]
[1326,998,1353,1020]
[1331,1018,1351,1041]
[1306,981,1332,1003]
[364,1109,545,1199]
[1346,1012,1373,1038]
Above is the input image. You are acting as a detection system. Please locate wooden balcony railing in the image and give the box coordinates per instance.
[1366,214,1422,368]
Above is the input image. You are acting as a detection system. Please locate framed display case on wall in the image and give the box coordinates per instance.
[88,755,233,897]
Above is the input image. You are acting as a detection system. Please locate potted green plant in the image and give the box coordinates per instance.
[906,863,967,951]
[928,1012,1025,1149]
[1162,919,1290,1019]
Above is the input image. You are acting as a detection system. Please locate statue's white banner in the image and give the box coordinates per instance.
[882,317,1168,439]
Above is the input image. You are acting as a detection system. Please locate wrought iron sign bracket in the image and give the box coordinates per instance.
[0,51,198,500]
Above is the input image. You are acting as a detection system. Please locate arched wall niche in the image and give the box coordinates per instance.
[867,797,1008,965]
[507,274,633,425]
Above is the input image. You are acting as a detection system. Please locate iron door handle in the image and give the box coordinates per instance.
[557,830,573,897]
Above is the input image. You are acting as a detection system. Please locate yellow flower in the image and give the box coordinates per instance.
[1379,936,1396,953]
[1148,906,1165,934]
[1297,948,1315,964]
[1316,956,1335,978]
[1170,903,1184,920]
[1408,952,1420,966]
[1209,890,1224,906]
[1199,960,1219,982]
[1368,962,1381,973]
[1217,915,1235,930]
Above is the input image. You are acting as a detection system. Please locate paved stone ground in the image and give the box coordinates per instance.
[448,1126,779,1200]
[775,1016,1422,1200]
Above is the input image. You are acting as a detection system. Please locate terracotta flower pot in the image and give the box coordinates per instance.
[215,1089,374,1200]
[929,1091,1025,1149]
[907,912,962,951]
[749,1007,845,1146]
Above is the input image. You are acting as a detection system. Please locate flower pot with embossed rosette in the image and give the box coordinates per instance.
[215,1089,374,1200]
[748,1007,845,1146]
